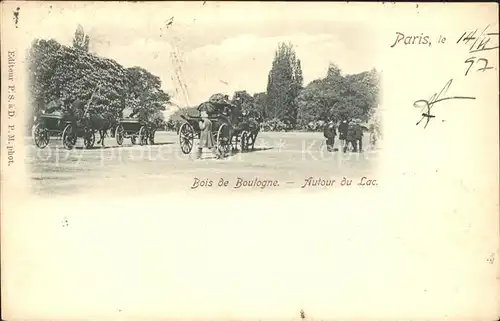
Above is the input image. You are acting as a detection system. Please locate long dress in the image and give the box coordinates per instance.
[199,118,214,149]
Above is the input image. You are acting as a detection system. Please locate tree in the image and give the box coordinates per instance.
[83,35,90,52]
[296,78,340,126]
[265,42,303,128]
[231,90,255,113]
[252,92,267,119]
[73,25,89,52]
[295,59,303,87]
[296,63,381,127]
[26,38,170,129]
[126,67,171,122]
[326,63,342,80]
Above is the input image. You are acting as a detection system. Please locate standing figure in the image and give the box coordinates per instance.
[346,122,357,152]
[368,123,379,150]
[197,111,219,159]
[353,121,364,152]
[339,119,349,153]
[323,121,337,152]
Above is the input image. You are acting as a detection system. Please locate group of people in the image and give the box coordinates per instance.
[323,119,365,153]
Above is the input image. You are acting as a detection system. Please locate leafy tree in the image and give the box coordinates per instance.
[26,38,170,129]
[126,66,170,122]
[73,25,89,52]
[296,78,340,126]
[253,92,267,117]
[83,35,90,52]
[231,90,255,113]
[296,63,380,127]
[295,59,303,87]
[27,38,128,119]
[265,42,303,128]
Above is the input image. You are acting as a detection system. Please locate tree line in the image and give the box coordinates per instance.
[172,42,381,132]
[28,26,380,134]
[27,25,170,130]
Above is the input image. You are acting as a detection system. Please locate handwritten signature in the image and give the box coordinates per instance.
[413,79,476,128]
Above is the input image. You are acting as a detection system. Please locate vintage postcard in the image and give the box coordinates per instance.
[1,1,499,320]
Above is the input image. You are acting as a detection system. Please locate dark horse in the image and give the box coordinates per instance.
[72,100,118,147]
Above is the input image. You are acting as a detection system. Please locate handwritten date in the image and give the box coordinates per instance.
[457,25,499,54]
[458,25,498,76]
[464,57,494,76]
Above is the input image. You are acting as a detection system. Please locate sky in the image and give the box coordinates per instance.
[21,2,380,116]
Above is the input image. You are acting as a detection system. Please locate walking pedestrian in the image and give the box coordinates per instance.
[323,121,337,152]
[339,119,349,153]
[353,120,364,153]
[346,121,357,152]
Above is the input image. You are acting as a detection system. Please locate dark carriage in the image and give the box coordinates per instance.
[32,113,95,150]
[178,95,234,155]
[32,87,107,150]
[178,95,262,155]
[178,114,232,155]
[114,118,155,146]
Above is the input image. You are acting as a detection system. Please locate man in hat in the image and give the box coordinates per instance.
[353,120,364,152]
[338,119,349,153]
[345,120,357,152]
[323,120,337,152]
[196,110,219,159]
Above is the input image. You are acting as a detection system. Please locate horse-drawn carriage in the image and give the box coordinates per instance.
[178,113,232,155]
[233,111,260,151]
[32,111,96,150]
[178,94,261,155]
[114,118,156,146]
[33,86,121,150]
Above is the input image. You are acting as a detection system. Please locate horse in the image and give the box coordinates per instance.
[72,100,118,147]
[85,112,117,147]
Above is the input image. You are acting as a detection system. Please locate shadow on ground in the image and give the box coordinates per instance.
[73,141,174,150]
[229,147,274,155]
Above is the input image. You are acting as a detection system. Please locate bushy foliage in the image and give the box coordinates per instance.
[164,119,182,132]
[262,46,379,131]
[27,28,170,130]
[73,25,89,52]
[260,118,288,132]
[27,38,128,120]
[125,66,170,122]
[296,64,380,128]
[230,90,266,121]
[300,120,327,132]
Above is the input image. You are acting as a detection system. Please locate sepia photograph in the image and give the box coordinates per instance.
[1,2,498,321]
[23,2,382,196]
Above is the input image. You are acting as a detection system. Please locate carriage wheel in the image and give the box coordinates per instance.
[131,136,137,145]
[179,122,194,154]
[138,126,148,146]
[240,130,249,152]
[33,123,50,149]
[62,124,77,150]
[84,129,96,149]
[217,123,231,156]
[115,125,124,146]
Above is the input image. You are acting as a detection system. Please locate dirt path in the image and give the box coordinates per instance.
[27,132,380,197]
